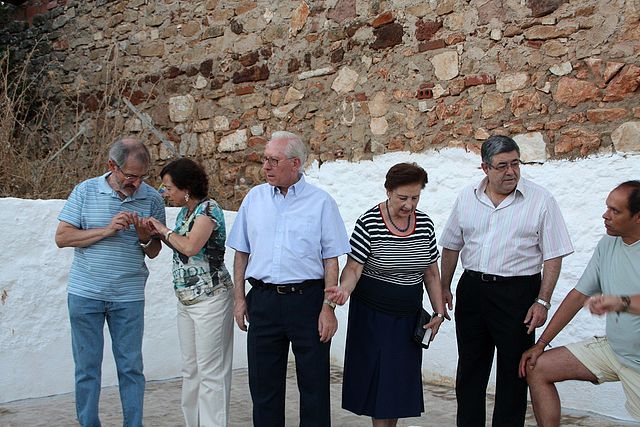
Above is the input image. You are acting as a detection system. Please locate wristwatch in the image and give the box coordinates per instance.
[139,239,153,249]
[323,298,337,309]
[535,298,551,310]
[433,312,444,319]
[620,295,631,313]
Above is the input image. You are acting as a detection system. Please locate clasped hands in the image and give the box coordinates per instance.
[107,211,157,242]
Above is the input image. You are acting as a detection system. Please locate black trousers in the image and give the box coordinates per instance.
[455,270,541,427]
[246,282,331,427]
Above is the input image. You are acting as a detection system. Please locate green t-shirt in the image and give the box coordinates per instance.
[575,235,640,371]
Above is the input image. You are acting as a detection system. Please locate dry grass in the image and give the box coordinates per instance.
[0,42,156,199]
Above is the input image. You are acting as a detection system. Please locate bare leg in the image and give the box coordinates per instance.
[372,418,398,427]
[525,347,597,427]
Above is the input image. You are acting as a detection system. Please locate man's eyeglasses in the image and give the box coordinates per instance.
[487,160,521,172]
[116,165,150,181]
[262,156,294,167]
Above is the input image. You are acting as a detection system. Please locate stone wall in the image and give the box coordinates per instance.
[1,0,639,209]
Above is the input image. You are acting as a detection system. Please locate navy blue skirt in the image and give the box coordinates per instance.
[341,296,424,419]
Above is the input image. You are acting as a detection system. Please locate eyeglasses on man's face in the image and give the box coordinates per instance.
[116,165,150,181]
[487,159,521,172]
[262,156,294,167]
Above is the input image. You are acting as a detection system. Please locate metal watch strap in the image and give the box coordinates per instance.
[139,239,152,249]
[535,298,551,310]
[323,298,336,309]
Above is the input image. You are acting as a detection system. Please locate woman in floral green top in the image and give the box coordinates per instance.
[149,158,233,427]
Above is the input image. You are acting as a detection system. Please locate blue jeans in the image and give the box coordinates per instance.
[68,294,145,427]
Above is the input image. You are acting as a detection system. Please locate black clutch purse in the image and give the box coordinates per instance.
[413,308,432,349]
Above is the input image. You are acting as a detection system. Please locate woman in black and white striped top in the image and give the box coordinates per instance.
[326,162,445,426]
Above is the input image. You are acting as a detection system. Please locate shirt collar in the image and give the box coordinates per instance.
[272,174,306,197]
[99,172,148,200]
[475,176,527,198]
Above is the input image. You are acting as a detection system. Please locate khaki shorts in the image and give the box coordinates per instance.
[566,336,640,421]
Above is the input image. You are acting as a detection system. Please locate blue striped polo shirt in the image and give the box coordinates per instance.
[58,172,166,302]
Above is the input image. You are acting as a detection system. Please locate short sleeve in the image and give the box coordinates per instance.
[226,193,251,253]
[319,195,351,259]
[539,196,574,260]
[58,182,85,228]
[151,192,166,226]
[348,216,370,264]
[574,239,603,297]
[439,196,464,251]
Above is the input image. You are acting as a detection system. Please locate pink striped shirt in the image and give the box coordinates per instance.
[440,177,574,276]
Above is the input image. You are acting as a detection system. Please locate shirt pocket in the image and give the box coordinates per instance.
[289,217,321,258]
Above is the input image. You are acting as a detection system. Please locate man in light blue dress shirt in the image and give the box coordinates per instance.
[227,131,350,427]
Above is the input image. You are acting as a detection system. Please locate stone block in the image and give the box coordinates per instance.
[430,50,459,81]
[586,108,628,123]
[510,90,542,117]
[212,116,230,131]
[371,23,404,50]
[368,91,388,118]
[238,51,259,67]
[193,120,210,133]
[527,0,567,17]
[524,24,577,40]
[250,124,264,136]
[549,62,572,76]
[481,92,506,118]
[169,94,195,122]
[218,129,248,152]
[290,1,310,35]
[204,26,224,39]
[372,12,394,29]
[465,74,495,87]
[418,39,445,52]
[232,64,270,84]
[496,72,529,93]
[553,77,600,107]
[370,117,389,135]
[199,132,217,154]
[611,122,640,153]
[513,132,547,163]
[415,19,442,41]
[181,21,200,38]
[331,66,359,94]
[284,87,305,103]
[273,103,299,119]
[555,128,600,156]
[180,133,198,156]
[327,0,356,23]
[139,40,164,57]
[603,65,640,102]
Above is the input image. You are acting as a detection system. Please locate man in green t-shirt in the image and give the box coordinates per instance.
[519,180,640,425]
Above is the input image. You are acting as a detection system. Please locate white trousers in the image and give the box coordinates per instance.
[177,289,234,427]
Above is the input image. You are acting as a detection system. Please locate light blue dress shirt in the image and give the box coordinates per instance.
[227,175,350,284]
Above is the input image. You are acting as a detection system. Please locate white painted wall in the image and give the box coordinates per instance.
[1,148,638,421]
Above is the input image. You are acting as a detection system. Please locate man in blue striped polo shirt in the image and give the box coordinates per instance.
[55,138,166,427]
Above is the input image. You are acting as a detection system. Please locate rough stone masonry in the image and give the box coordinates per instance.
[1,0,639,209]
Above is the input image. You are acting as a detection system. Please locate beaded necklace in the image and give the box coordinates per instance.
[385,199,411,232]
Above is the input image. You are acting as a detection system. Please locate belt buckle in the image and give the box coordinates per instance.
[276,285,289,295]
[480,273,495,282]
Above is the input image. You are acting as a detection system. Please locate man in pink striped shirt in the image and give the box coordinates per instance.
[440,135,574,427]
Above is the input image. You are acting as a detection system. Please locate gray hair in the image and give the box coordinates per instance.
[109,137,151,168]
[270,131,308,172]
[481,135,520,165]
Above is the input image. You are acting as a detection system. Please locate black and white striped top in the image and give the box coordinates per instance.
[349,205,440,286]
